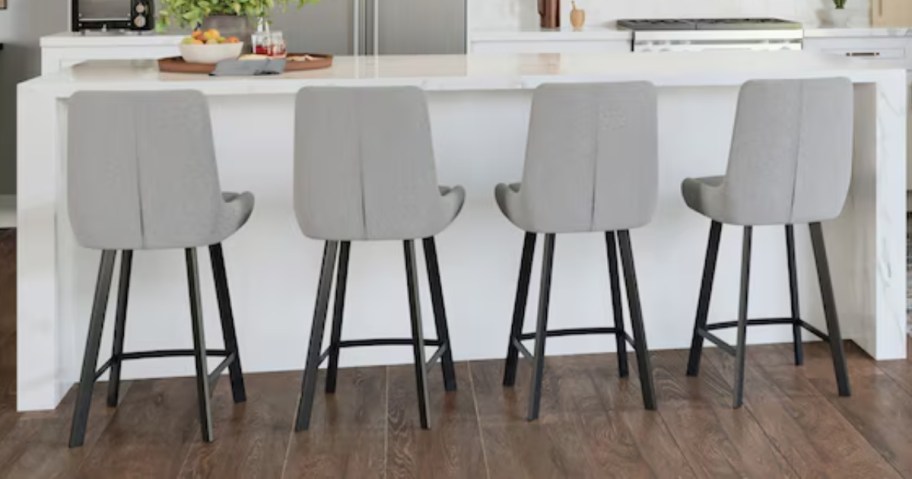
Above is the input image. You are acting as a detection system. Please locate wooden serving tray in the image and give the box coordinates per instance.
[158,53,333,74]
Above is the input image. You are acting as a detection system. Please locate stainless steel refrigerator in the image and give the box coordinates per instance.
[268,0,466,55]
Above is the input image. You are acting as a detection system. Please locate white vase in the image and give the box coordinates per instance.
[823,8,852,28]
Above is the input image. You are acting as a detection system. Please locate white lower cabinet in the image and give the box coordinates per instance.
[804,37,912,67]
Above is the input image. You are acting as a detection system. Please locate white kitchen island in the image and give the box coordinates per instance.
[17,52,908,411]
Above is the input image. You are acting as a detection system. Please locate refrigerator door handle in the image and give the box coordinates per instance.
[373,0,379,55]
[352,0,359,56]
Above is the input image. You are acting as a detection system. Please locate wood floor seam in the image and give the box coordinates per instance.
[383,365,389,479]
[278,392,296,479]
[742,403,803,478]
[651,410,701,479]
[466,361,492,479]
[816,366,912,479]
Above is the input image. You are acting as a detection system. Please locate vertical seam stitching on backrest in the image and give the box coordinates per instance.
[357,90,368,240]
[788,82,805,224]
[132,96,147,248]
[589,88,599,231]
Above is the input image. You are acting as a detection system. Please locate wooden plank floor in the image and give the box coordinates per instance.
[1,229,912,478]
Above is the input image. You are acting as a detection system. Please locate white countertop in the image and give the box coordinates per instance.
[20,51,907,96]
[804,26,912,37]
[40,31,185,48]
[39,24,912,51]
[470,24,912,42]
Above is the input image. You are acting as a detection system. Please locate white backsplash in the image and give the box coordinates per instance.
[469,0,871,30]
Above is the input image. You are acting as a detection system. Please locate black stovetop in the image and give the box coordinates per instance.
[616,18,803,31]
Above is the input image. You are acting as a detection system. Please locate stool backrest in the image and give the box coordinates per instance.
[723,78,854,225]
[68,91,225,250]
[518,82,658,233]
[294,86,448,240]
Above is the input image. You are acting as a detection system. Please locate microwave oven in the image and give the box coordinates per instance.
[72,0,154,31]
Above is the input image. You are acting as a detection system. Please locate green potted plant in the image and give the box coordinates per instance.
[158,0,319,41]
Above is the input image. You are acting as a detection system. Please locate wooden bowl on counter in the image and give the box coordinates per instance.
[158,53,335,74]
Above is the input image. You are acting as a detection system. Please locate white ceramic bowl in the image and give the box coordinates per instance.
[179,42,244,64]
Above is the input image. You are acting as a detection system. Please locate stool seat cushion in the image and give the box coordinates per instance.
[217,191,256,241]
[681,176,726,223]
[494,182,522,228]
[438,185,467,230]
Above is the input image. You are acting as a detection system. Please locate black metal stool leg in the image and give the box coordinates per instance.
[687,221,723,376]
[295,241,338,432]
[69,250,117,448]
[106,250,133,407]
[209,243,247,404]
[732,227,753,409]
[785,225,803,366]
[423,237,457,392]
[404,240,431,429]
[527,234,556,421]
[617,231,657,411]
[325,241,351,394]
[809,223,851,397]
[503,233,536,387]
[605,232,628,378]
[186,248,214,442]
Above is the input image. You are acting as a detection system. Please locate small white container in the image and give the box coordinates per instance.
[179,43,244,64]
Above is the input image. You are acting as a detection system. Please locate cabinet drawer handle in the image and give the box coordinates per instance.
[846,52,881,57]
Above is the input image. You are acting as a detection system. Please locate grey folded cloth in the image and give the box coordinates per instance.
[210,59,287,76]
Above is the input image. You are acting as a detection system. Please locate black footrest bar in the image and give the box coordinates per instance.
[697,328,737,356]
[93,349,230,381]
[623,333,637,348]
[798,320,830,342]
[121,349,229,360]
[318,347,332,366]
[517,327,618,341]
[704,317,829,342]
[512,337,534,360]
[706,317,797,330]
[94,359,113,381]
[316,338,447,369]
[207,352,238,392]
[425,344,449,373]
[338,338,443,348]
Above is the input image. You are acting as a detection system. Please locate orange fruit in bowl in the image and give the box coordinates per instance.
[227,36,240,44]
[203,29,221,41]
[191,29,203,39]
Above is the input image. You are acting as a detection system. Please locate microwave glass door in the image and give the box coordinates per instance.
[79,0,131,21]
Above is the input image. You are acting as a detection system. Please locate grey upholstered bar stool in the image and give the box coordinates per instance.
[67,91,252,447]
[292,86,464,431]
[683,78,853,408]
[498,82,659,420]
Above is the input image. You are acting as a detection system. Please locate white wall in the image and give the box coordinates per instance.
[0,0,68,195]
[470,0,872,30]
